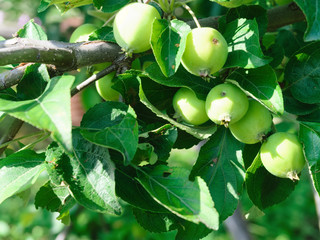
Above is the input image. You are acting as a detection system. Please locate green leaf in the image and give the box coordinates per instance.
[276,29,305,58]
[115,167,167,213]
[17,64,50,100]
[294,0,320,41]
[245,152,297,210]
[42,0,93,13]
[35,181,76,219]
[227,65,284,115]
[132,208,176,233]
[190,127,245,221]
[144,125,177,162]
[0,150,45,204]
[93,0,129,12]
[285,42,320,104]
[151,19,191,77]
[137,165,219,230]
[17,19,47,40]
[299,121,320,195]
[133,208,212,240]
[0,75,74,152]
[89,26,116,42]
[283,90,318,116]
[144,63,215,100]
[56,129,121,215]
[80,101,139,165]
[139,83,217,140]
[222,18,271,69]
[226,5,268,37]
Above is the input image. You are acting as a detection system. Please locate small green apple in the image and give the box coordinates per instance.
[181,27,228,77]
[173,88,209,125]
[229,100,272,144]
[95,73,119,102]
[260,132,305,180]
[205,83,248,125]
[113,3,161,53]
[215,0,255,8]
[69,23,97,43]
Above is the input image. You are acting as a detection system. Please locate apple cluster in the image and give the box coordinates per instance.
[71,2,305,182]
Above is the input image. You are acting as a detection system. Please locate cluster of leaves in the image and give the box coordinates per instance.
[1,0,320,239]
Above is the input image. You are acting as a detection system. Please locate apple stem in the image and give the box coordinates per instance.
[183,4,201,29]
[287,171,300,181]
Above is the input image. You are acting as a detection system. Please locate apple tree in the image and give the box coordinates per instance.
[0,0,320,238]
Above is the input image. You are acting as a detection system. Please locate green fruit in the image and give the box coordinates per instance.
[215,0,254,8]
[173,88,209,125]
[260,132,305,180]
[205,83,249,125]
[229,100,272,144]
[69,23,97,43]
[181,27,228,77]
[275,0,293,5]
[95,63,119,101]
[113,3,161,53]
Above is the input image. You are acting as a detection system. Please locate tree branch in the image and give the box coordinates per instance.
[0,38,121,70]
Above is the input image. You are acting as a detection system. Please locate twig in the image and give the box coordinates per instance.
[183,4,201,28]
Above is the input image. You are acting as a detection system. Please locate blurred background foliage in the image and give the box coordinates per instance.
[0,0,319,239]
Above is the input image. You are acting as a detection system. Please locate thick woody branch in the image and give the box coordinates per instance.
[0,38,121,71]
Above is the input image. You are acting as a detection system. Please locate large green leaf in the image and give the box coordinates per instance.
[17,64,50,100]
[222,18,271,69]
[144,63,215,100]
[283,90,318,116]
[93,0,129,12]
[151,19,191,77]
[137,165,219,230]
[139,84,217,140]
[299,121,320,195]
[0,150,45,204]
[294,0,320,41]
[115,167,167,213]
[35,181,76,222]
[80,101,139,165]
[0,75,74,152]
[190,127,245,221]
[245,153,297,210]
[17,19,47,40]
[54,129,121,215]
[285,42,320,104]
[39,0,93,13]
[133,208,212,240]
[228,65,284,115]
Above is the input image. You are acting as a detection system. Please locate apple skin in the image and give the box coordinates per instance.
[229,100,272,144]
[173,88,209,125]
[95,69,120,101]
[205,83,249,125]
[181,27,228,77]
[275,0,293,5]
[215,0,254,8]
[260,132,305,180]
[69,24,97,43]
[113,3,161,53]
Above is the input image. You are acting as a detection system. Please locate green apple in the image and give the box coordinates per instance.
[229,100,272,144]
[275,0,293,5]
[95,71,119,102]
[215,0,255,8]
[181,27,228,77]
[69,23,97,43]
[173,88,209,125]
[260,132,305,180]
[205,83,248,125]
[113,3,161,53]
